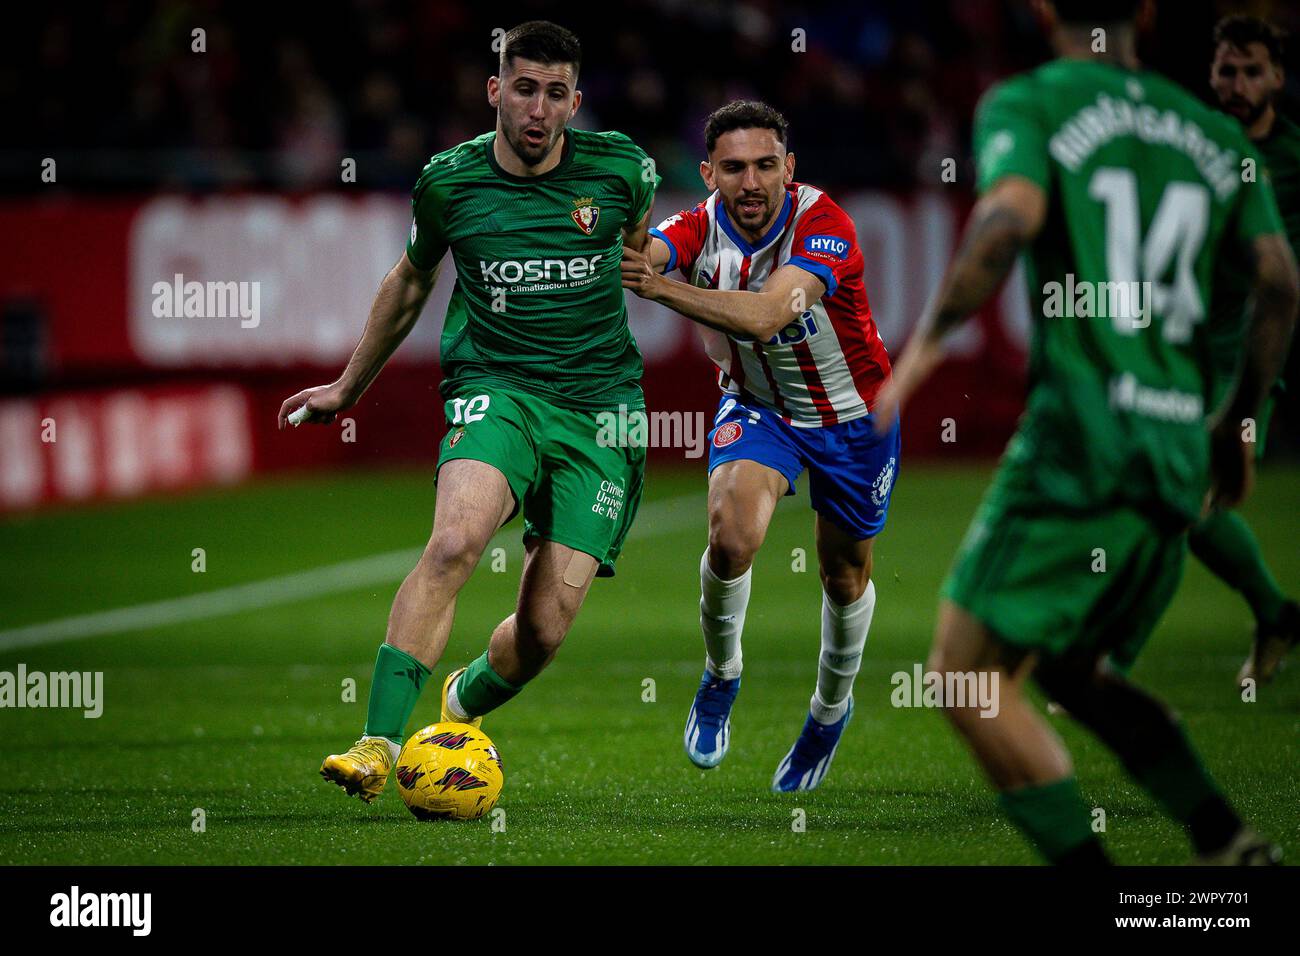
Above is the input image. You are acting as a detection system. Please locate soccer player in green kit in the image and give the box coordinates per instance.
[1185,15,1299,686]
[277,21,660,804]
[875,0,1297,864]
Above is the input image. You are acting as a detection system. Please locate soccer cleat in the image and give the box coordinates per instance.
[1195,828,1283,866]
[320,737,394,804]
[441,667,482,729]
[771,699,854,792]
[684,670,741,768]
[1238,600,1299,687]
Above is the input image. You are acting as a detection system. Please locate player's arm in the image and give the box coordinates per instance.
[277,252,440,428]
[1209,233,1299,506]
[871,175,1046,430]
[622,206,654,253]
[622,250,825,342]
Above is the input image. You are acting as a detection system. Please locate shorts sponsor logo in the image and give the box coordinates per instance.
[593,479,625,520]
[448,428,464,448]
[871,456,896,506]
[713,422,743,448]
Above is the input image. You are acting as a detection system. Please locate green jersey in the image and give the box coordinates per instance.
[406,128,660,410]
[1207,112,1300,385]
[973,58,1285,521]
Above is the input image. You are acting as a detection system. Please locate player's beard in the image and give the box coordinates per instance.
[1221,94,1269,128]
[729,190,778,232]
[501,113,564,169]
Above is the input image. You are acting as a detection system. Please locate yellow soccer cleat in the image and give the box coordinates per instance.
[320,737,394,804]
[441,667,482,729]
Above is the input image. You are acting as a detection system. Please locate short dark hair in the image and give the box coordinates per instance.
[1214,15,1286,65]
[499,20,581,77]
[704,100,789,154]
[1051,0,1141,25]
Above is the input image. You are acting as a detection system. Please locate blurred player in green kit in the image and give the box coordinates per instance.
[277,21,660,803]
[876,0,1297,863]
[1177,15,1299,686]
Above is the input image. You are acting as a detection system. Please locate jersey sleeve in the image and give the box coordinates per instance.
[405,166,450,271]
[1231,141,1286,244]
[599,131,661,227]
[649,202,710,276]
[973,76,1050,194]
[786,195,862,298]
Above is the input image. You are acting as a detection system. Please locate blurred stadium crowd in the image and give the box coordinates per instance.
[7,0,1297,195]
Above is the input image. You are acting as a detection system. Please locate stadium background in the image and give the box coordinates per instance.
[0,1,1297,866]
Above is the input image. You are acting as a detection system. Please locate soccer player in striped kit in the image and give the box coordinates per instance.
[622,101,897,791]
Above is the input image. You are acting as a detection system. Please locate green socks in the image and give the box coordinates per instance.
[999,777,1106,864]
[363,644,431,744]
[453,651,523,718]
[1189,510,1286,627]
[1125,723,1241,854]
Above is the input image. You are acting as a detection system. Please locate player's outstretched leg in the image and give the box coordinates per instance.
[321,460,513,803]
[773,518,875,792]
[441,538,598,726]
[1035,655,1283,865]
[686,461,784,769]
[1187,509,1298,685]
[930,602,1110,865]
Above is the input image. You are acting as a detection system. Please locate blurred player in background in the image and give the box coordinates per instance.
[1170,15,1298,686]
[875,0,1297,863]
[622,102,897,791]
[278,20,660,803]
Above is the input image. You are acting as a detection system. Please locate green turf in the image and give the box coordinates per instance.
[1,463,1296,865]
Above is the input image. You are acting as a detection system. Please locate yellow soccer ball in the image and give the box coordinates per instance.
[395,722,504,821]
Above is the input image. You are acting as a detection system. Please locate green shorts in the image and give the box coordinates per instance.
[436,384,646,577]
[942,468,1188,661]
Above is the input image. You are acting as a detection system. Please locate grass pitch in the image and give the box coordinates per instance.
[1,463,1296,865]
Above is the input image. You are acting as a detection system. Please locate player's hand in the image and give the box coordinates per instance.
[620,244,660,299]
[277,381,354,430]
[1207,418,1255,511]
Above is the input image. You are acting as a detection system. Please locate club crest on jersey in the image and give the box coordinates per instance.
[871,456,896,506]
[713,422,743,448]
[571,196,600,235]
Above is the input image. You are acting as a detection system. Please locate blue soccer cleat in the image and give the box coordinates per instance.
[771,699,854,792]
[684,670,741,769]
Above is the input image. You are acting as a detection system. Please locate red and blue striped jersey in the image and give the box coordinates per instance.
[651,182,891,427]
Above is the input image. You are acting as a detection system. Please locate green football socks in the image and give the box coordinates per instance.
[363,643,431,744]
[454,650,523,718]
[1189,510,1287,628]
[1126,723,1241,855]
[999,777,1108,865]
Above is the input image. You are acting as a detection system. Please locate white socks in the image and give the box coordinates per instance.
[699,548,750,680]
[362,734,402,763]
[810,580,876,725]
[699,545,876,718]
